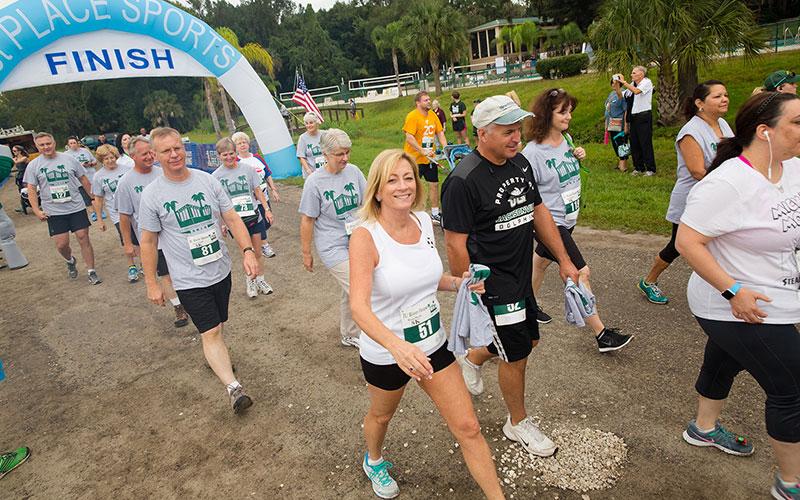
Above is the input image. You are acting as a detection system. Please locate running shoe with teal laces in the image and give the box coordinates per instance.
[772,472,800,499]
[0,446,31,479]
[638,278,668,304]
[682,420,754,456]
[127,265,139,283]
[362,453,399,499]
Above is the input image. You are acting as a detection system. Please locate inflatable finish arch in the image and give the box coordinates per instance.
[0,0,300,178]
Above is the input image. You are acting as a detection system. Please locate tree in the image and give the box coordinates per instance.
[143,90,184,128]
[372,21,405,96]
[400,0,468,95]
[589,0,765,125]
[558,22,583,55]
[163,201,177,214]
[496,26,515,58]
[516,21,540,57]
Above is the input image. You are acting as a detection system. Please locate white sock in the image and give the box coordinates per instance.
[256,275,265,282]
[431,207,440,216]
[170,297,180,307]
[463,357,480,369]
[87,268,95,274]
[262,242,269,248]
[697,424,716,434]
[226,380,241,394]
[780,475,798,487]
[65,256,75,264]
[367,455,383,466]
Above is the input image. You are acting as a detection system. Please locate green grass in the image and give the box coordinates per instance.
[186,51,798,235]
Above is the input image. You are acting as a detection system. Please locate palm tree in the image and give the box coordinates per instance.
[496,26,515,59]
[400,0,468,95]
[323,190,335,201]
[372,21,405,97]
[237,175,247,184]
[163,200,177,213]
[206,27,276,136]
[143,90,183,128]
[344,182,355,197]
[589,0,765,125]
[191,192,206,208]
[516,22,539,58]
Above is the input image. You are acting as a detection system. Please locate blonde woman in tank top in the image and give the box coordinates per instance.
[349,149,505,500]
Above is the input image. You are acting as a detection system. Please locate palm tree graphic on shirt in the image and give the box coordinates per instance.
[165,192,212,230]
[324,184,359,216]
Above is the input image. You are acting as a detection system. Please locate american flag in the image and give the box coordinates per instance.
[292,75,324,122]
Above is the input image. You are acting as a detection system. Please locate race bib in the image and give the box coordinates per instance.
[187,227,222,265]
[492,300,526,326]
[401,296,442,344]
[421,136,434,154]
[231,194,256,217]
[50,184,72,203]
[344,218,359,236]
[562,186,581,223]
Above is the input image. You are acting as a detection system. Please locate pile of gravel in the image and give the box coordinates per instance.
[498,425,627,494]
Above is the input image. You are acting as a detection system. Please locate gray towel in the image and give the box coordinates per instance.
[448,264,494,355]
[564,278,596,327]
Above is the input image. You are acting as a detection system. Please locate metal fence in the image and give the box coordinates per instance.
[762,17,800,51]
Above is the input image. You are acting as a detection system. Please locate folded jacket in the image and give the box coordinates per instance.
[448,264,494,356]
[564,277,596,327]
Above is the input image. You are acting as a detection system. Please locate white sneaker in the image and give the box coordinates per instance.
[261,243,276,258]
[456,354,484,395]
[255,278,274,295]
[246,277,258,298]
[341,336,360,348]
[362,453,399,499]
[503,415,558,457]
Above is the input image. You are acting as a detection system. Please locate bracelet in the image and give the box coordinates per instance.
[721,281,741,300]
[243,246,255,255]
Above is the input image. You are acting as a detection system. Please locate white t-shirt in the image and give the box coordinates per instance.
[681,156,800,324]
[358,211,445,365]
[630,77,653,114]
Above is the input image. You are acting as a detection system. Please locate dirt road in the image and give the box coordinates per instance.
[0,180,773,499]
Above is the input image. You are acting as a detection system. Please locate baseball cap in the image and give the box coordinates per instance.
[472,95,534,129]
[764,70,798,91]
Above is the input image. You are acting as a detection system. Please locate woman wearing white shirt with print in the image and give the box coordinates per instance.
[676,91,800,500]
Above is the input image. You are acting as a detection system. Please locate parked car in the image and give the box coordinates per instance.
[80,132,120,151]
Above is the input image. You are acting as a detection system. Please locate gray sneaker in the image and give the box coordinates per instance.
[772,472,800,499]
[87,270,102,285]
[229,386,253,414]
[66,258,78,279]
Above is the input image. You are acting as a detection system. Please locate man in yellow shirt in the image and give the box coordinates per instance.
[403,91,447,224]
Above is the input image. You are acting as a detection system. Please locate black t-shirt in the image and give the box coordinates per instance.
[450,100,467,125]
[441,150,542,305]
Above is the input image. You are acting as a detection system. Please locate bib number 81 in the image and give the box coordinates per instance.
[200,244,213,256]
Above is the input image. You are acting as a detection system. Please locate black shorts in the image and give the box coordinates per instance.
[114,222,140,246]
[47,210,90,237]
[486,296,540,363]
[417,163,438,183]
[361,343,455,391]
[453,120,466,132]
[534,225,587,270]
[157,249,169,277]
[78,186,92,207]
[258,203,271,238]
[175,273,232,334]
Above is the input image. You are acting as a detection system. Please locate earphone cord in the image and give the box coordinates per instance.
[767,134,773,182]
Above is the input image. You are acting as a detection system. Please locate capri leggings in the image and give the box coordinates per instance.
[694,317,800,442]
[658,223,680,264]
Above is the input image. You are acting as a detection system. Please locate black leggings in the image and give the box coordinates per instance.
[694,317,800,442]
[658,223,680,264]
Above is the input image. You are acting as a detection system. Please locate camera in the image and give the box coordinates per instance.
[612,74,621,82]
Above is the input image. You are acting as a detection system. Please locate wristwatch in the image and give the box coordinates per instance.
[721,282,741,300]
[243,246,255,255]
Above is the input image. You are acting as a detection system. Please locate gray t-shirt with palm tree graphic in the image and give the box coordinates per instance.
[211,162,263,222]
[91,164,132,224]
[298,163,367,268]
[116,166,163,239]
[23,152,88,216]
[139,170,233,290]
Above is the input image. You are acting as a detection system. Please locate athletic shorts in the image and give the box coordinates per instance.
[453,120,466,132]
[114,222,140,247]
[247,217,267,237]
[360,343,455,391]
[176,273,232,334]
[486,296,540,363]
[157,249,169,277]
[78,186,92,207]
[47,210,90,237]
[534,225,587,270]
[417,163,438,183]
[258,204,271,238]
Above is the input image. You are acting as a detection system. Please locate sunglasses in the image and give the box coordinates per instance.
[774,71,796,88]
[548,88,565,97]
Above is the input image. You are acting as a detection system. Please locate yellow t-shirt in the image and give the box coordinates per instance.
[403,108,443,165]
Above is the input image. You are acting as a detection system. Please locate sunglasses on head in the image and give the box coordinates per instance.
[548,88,565,97]
[774,71,796,88]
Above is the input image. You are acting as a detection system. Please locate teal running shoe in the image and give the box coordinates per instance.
[0,447,30,480]
[682,420,754,456]
[362,453,399,499]
[638,278,668,304]
[127,265,139,283]
[772,472,800,499]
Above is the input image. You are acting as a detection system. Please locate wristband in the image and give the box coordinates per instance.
[243,246,255,255]
[721,282,741,300]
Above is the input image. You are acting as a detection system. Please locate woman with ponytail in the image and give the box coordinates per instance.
[637,81,733,304]
[676,91,800,500]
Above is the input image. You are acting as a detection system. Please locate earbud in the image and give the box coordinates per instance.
[765,131,770,138]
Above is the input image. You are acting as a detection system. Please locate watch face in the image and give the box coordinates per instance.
[721,289,735,300]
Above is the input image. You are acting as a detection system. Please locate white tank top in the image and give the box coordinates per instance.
[358,211,445,365]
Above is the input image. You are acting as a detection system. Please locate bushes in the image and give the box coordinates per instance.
[536,54,590,79]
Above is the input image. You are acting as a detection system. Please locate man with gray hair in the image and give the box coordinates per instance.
[441,95,580,458]
[116,135,189,328]
[619,65,656,175]
[24,132,101,284]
